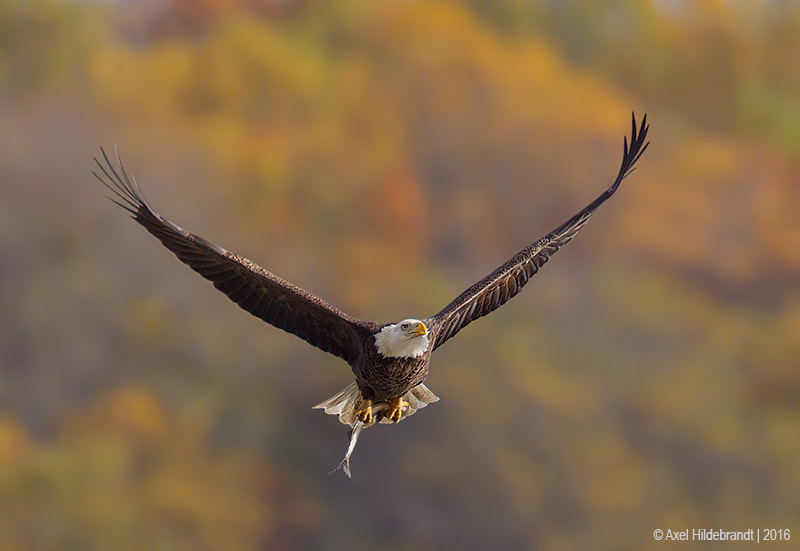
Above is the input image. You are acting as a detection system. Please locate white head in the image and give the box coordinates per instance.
[374,318,430,359]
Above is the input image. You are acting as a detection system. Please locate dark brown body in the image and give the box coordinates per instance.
[353,336,432,402]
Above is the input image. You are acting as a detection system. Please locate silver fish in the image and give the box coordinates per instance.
[321,384,440,478]
[329,402,390,478]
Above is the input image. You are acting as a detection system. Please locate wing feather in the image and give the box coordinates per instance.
[425,113,649,351]
[94,146,377,363]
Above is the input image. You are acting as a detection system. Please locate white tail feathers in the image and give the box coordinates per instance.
[312,381,440,425]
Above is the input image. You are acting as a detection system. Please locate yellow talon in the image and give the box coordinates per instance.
[355,399,373,424]
[386,397,409,423]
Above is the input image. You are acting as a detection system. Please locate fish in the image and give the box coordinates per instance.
[324,384,440,477]
[329,402,390,478]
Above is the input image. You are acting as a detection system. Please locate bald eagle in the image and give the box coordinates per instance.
[96,113,648,474]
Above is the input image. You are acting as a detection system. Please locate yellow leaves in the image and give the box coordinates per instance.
[577,431,647,513]
[199,14,328,117]
[104,387,170,441]
[366,0,626,139]
[0,415,30,463]
[90,13,328,125]
[89,41,194,119]
[0,386,318,551]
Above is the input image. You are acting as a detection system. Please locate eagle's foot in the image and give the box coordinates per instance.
[386,397,409,423]
[354,400,373,424]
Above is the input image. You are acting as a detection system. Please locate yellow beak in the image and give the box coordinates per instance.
[410,322,428,337]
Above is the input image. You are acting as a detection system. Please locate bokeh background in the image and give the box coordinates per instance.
[2,0,799,549]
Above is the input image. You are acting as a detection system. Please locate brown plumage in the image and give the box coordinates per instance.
[95,113,649,470]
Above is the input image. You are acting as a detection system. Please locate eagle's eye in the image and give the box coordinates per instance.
[400,323,409,331]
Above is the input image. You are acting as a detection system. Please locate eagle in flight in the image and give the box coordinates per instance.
[96,113,649,476]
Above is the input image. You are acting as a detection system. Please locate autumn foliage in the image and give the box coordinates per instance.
[1,1,799,549]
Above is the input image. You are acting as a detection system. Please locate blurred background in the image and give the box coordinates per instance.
[1,0,799,549]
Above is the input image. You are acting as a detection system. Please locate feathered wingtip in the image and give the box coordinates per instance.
[312,381,440,425]
[92,144,150,217]
[617,112,650,183]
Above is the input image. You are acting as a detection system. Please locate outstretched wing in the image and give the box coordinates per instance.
[94,147,378,363]
[425,112,649,351]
